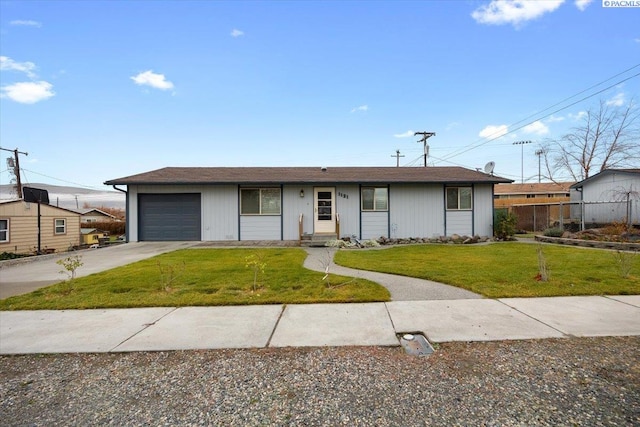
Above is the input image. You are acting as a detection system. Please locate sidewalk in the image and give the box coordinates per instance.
[2,295,639,354]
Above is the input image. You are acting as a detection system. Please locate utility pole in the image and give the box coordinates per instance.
[512,140,532,184]
[391,149,405,167]
[535,149,545,183]
[0,147,28,198]
[414,132,436,167]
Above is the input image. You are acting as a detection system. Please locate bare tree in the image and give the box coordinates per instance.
[543,99,639,182]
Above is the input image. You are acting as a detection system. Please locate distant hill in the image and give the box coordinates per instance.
[0,183,125,210]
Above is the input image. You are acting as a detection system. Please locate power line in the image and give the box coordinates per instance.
[496,63,640,134]
[437,65,640,164]
[20,167,108,190]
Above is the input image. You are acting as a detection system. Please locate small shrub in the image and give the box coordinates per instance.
[495,211,518,240]
[156,260,186,292]
[602,221,630,236]
[543,228,564,237]
[0,252,30,261]
[536,245,550,282]
[57,255,83,280]
[361,239,380,248]
[612,250,636,279]
[325,239,348,248]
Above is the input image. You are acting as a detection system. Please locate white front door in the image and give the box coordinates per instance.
[314,187,335,233]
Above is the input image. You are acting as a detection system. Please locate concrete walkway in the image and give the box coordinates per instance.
[303,247,481,300]
[1,295,639,354]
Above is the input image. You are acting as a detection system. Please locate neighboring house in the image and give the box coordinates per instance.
[570,169,640,226]
[77,208,119,223]
[494,182,573,208]
[494,182,575,231]
[81,228,105,245]
[0,199,81,254]
[104,166,512,243]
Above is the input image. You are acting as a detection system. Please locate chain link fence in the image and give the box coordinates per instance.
[510,199,638,232]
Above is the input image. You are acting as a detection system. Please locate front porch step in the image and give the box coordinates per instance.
[300,233,338,247]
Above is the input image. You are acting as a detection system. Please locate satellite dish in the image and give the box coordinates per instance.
[484,161,495,175]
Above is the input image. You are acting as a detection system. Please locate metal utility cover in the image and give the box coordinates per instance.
[399,333,434,356]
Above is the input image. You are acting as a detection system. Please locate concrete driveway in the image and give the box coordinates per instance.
[0,242,195,299]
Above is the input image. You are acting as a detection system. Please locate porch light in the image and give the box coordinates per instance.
[300,189,305,198]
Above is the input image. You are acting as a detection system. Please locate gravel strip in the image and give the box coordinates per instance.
[1,337,638,426]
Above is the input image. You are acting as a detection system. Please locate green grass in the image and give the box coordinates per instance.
[0,248,390,310]
[334,243,640,298]
[3,244,637,310]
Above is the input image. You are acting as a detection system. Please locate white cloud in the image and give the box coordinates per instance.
[130,70,174,90]
[10,20,42,27]
[0,81,54,104]
[523,120,549,135]
[547,115,565,122]
[471,0,565,27]
[606,93,625,107]
[393,130,414,138]
[230,29,244,37]
[0,56,37,78]
[350,104,368,113]
[479,124,509,139]
[569,111,587,121]
[574,0,593,11]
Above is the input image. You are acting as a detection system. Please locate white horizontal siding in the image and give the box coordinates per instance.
[361,211,388,240]
[446,211,473,236]
[240,216,281,240]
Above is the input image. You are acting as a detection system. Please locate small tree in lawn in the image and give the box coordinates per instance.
[245,253,267,292]
[57,255,83,280]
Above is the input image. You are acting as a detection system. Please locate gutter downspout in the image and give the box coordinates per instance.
[111,185,129,242]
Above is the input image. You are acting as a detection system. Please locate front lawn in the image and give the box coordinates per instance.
[334,243,640,298]
[0,248,390,310]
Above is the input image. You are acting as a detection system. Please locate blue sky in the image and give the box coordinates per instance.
[1,0,638,190]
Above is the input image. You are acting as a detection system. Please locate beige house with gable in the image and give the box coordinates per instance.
[0,200,81,254]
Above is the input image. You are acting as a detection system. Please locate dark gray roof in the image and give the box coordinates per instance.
[105,166,513,186]
[570,169,640,189]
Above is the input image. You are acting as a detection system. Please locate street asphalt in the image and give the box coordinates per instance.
[1,242,639,354]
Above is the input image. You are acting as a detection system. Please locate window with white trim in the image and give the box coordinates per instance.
[446,187,472,210]
[361,187,388,211]
[240,188,281,215]
[0,219,8,242]
[54,218,66,234]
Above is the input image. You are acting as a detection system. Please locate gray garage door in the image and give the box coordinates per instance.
[138,193,201,241]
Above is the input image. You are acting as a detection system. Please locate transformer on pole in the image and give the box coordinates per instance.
[414,132,435,167]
